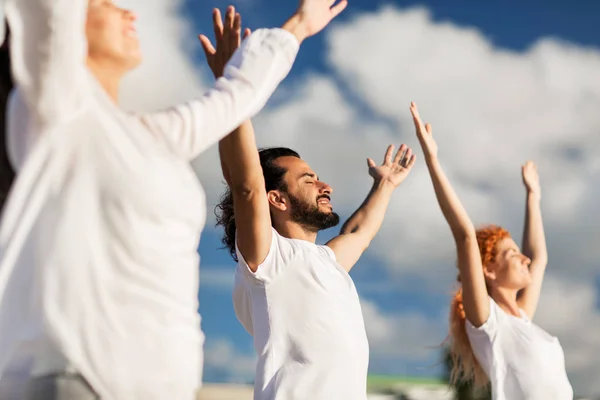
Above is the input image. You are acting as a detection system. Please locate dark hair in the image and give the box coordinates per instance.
[0,24,15,212]
[215,147,300,262]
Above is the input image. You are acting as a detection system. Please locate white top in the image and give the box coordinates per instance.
[233,228,370,400]
[0,1,299,399]
[466,298,573,400]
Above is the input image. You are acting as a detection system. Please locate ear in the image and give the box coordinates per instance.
[483,264,496,282]
[267,190,287,212]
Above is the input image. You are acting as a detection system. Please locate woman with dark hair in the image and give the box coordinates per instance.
[0,0,347,399]
[410,102,572,399]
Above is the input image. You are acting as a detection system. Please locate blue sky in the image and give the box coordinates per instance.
[121,0,600,395]
[182,0,600,67]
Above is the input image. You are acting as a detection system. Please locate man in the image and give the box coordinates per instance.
[204,9,416,400]
[217,128,415,400]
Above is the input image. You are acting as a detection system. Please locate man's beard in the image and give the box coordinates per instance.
[288,193,340,232]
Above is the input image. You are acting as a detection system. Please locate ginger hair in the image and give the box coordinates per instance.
[448,225,511,389]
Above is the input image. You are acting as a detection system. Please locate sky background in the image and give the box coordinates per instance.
[119,0,600,396]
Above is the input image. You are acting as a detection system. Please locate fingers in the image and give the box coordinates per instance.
[212,8,224,42]
[367,158,376,169]
[401,147,412,167]
[425,123,432,135]
[224,5,235,29]
[222,6,235,57]
[204,6,249,78]
[410,101,426,132]
[393,144,408,164]
[522,160,537,172]
[232,13,242,49]
[243,28,252,39]
[330,0,348,18]
[198,35,216,58]
[392,145,414,168]
[233,13,242,33]
[409,102,423,132]
[404,154,417,169]
[383,144,395,165]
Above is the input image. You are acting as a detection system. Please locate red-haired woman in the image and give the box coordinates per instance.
[410,102,572,399]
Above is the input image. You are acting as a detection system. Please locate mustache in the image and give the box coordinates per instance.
[317,195,331,202]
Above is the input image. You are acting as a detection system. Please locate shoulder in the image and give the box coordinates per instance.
[235,228,298,285]
[466,297,506,340]
[319,244,337,262]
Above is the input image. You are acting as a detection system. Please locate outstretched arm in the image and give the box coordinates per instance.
[327,145,416,272]
[140,0,347,160]
[518,162,547,319]
[411,102,490,328]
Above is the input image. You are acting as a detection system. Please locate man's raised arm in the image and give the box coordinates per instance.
[201,10,273,271]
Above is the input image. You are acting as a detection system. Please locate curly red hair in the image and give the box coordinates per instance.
[448,225,511,389]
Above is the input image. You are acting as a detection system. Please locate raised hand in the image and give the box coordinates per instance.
[367,144,416,188]
[283,0,348,42]
[410,102,438,160]
[522,161,541,198]
[198,6,251,79]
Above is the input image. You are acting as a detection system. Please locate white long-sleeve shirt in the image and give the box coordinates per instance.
[0,1,299,399]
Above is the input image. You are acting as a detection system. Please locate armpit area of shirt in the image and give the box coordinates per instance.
[235,228,279,285]
[465,297,503,339]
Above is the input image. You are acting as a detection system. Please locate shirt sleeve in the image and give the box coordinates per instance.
[136,28,299,160]
[466,297,501,340]
[236,228,291,286]
[5,0,91,130]
[321,245,337,262]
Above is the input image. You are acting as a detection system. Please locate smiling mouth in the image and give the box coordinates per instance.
[317,196,331,206]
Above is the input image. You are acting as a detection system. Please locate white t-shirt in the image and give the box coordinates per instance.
[233,228,369,400]
[0,1,299,399]
[466,298,573,400]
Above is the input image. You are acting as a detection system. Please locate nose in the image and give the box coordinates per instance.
[318,181,333,195]
[123,9,137,21]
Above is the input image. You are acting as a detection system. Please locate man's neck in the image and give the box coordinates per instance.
[274,220,318,243]
[86,57,123,103]
[489,286,521,317]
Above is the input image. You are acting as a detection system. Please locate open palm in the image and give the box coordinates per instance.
[368,144,416,187]
[198,6,251,78]
[296,0,348,38]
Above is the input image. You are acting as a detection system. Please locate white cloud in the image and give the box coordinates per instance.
[119,0,209,111]
[361,299,445,361]
[322,6,600,275]
[115,1,600,395]
[204,339,257,384]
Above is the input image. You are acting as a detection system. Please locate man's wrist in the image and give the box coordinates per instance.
[372,178,396,193]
